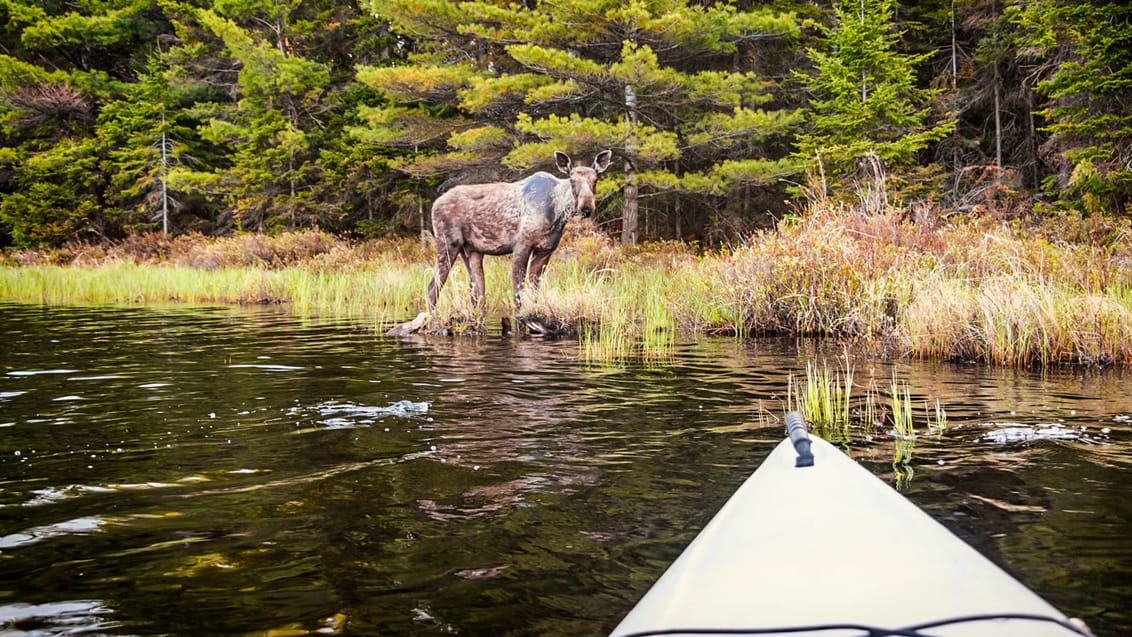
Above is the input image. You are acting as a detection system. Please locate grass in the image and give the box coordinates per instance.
[0,261,429,326]
[926,399,948,437]
[890,374,916,465]
[783,353,948,467]
[3,204,1132,366]
[787,357,854,438]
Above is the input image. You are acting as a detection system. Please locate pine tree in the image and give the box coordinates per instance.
[1012,0,1132,215]
[0,0,161,245]
[155,0,409,234]
[356,0,802,242]
[93,52,195,235]
[914,0,1046,214]
[166,5,332,231]
[795,0,953,206]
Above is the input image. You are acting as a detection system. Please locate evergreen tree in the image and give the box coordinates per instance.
[795,0,953,205]
[94,53,193,235]
[1,0,1129,247]
[0,137,104,246]
[356,0,802,243]
[0,0,166,80]
[159,0,406,233]
[164,5,331,231]
[915,0,1046,214]
[1012,0,1132,215]
[0,0,163,245]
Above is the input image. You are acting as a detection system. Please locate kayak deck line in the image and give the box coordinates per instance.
[613,611,1094,636]
[610,412,1096,637]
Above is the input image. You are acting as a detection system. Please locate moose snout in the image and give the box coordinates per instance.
[577,192,596,217]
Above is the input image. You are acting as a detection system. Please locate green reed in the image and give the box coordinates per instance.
[926,398,948,437]
[0,261,429,328]
[785,356,942,467]
[0,263,278,306]
[890,374,915,465]
[786,353,855,438]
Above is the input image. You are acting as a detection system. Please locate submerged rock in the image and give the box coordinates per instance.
[384,312,432,336]
[517,314,576,338]
[385,311,574,338]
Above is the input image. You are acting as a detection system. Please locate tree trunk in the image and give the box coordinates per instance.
[992,0,1003,200]
[859,0,868,103]
[1027,90,1039,188]
[993,59,1003,215]
[622,84,639,245]
[622,174,639,245]
[950,0,959,179]
[160,109,169,236]
[994,64,1002,171]
[673,158,682,240]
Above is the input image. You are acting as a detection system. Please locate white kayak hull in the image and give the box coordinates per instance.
[611,430,1087,637]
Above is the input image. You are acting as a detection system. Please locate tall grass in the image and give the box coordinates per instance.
[785,355,944,466]
[787,357,853,437]
[926,399,948,437]
[3,208,1132,366]
[890,374,916,465]
[0,263,280,305]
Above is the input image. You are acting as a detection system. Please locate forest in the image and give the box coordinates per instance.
[0,0,1130,248]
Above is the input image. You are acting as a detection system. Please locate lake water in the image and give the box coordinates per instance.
[1,303,1129,636]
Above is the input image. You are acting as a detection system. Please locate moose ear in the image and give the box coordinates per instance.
[592,149,613,173]
[554,151,572,174]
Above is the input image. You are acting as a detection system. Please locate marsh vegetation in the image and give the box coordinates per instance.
[5,203,1130,367]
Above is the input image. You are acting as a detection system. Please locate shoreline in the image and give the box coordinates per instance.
[3,211,1130,367]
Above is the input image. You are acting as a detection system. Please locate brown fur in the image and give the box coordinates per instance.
[427,150,613,314]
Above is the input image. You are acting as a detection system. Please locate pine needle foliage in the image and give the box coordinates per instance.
[355,0,805,241]
[794,0,953,189]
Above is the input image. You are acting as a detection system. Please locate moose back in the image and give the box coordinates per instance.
[427,150,613,314]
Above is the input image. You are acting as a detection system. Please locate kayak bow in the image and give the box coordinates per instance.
[611,412,1093,637]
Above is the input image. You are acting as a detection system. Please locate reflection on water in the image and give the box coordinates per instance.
[0,600,118,635]
[1,303,1130,636]
[0,515,107,549]
[977,421,1112,445]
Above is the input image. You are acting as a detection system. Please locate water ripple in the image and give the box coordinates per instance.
[2,304,1131,636]
[975,422,1113,445]
[227,363,305,372]
[0,600,118,636]
[0,516,108,550]
[288,399,431,430]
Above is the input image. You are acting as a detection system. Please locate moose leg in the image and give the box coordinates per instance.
[527,248,555,290]
[465,250,486,317]
[427,243,457,312]
[511,247,532,311]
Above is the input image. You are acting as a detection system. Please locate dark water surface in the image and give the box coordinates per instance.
[1,303,1129,636]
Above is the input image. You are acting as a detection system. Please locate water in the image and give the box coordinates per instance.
[1,303,1129,636]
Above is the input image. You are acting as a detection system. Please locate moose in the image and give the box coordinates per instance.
[427,150,614,316]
